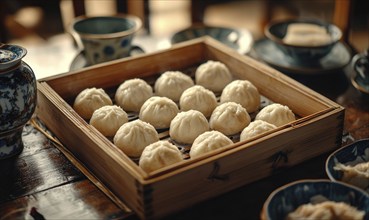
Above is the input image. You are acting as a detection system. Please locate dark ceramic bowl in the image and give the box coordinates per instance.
[264,19,342,62]
[261,179,369,220]
[351,50,369,96]
[171,25,253,54]
[351,75,369,96]
[326,138,369,191]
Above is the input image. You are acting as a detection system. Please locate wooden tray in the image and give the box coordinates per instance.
[36,37,344,219]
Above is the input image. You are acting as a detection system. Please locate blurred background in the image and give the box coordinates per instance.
[0,0,368,78]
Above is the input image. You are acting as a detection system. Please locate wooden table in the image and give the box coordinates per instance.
[1,41,368,220]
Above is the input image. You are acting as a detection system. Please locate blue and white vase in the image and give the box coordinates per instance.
[0,43,37,159]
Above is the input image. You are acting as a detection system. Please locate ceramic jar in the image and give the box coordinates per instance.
[0,44,37,159]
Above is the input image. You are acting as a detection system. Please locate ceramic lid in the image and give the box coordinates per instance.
[0,44,27,71]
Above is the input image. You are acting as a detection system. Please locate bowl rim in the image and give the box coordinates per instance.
[351,75,369,95]
[325,138,369,182]
[172,24,240,34]
[170,24,253,54]
[262,178,369,220]
[0,44,27,70]
[171,24,241,40]
[264,18,342,49]
[69,14,142,40]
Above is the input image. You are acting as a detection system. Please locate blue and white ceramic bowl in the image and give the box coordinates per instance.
[264,18,342,63]
[171,25,253,54]
[326,139,369,191]
[70,14,142,65]
[262,179,369,220]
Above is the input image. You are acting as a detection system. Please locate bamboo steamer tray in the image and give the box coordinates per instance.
[36,37,344,219]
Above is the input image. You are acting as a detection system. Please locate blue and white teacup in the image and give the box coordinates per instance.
[70,14,142,65]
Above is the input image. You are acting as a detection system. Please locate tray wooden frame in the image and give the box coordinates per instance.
[36,37,344,219]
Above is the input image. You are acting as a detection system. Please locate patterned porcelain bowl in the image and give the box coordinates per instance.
[70,14,142,65]
[171,25,253,54]
[261,179,369,220]
[326,139,369,192]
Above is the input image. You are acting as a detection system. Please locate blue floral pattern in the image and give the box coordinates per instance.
[81,35,134,65]
[0,50,16,63]
[0,44,36,159]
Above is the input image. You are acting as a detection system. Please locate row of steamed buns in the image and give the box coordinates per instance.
[73,60,296,173]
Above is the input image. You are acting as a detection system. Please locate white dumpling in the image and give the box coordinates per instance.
[209,102,251,135]
[154,71,194,102]
[139,96,179,129]
[169,110,209,144]
[115,78,153,112]
[179,85,217,117]
[73,87,112,120]
[286,201,365,220]
[139,140,183,173]
[240,120,276,141]
[334,161,369,190]
[283,23,332,46]
[195,60,233,92]
[90,105,128,137]
[220,80,260,113]
[286,23,328,35]
[190,131,233,159]
[255,103,295,127]
[113,119,159,158]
